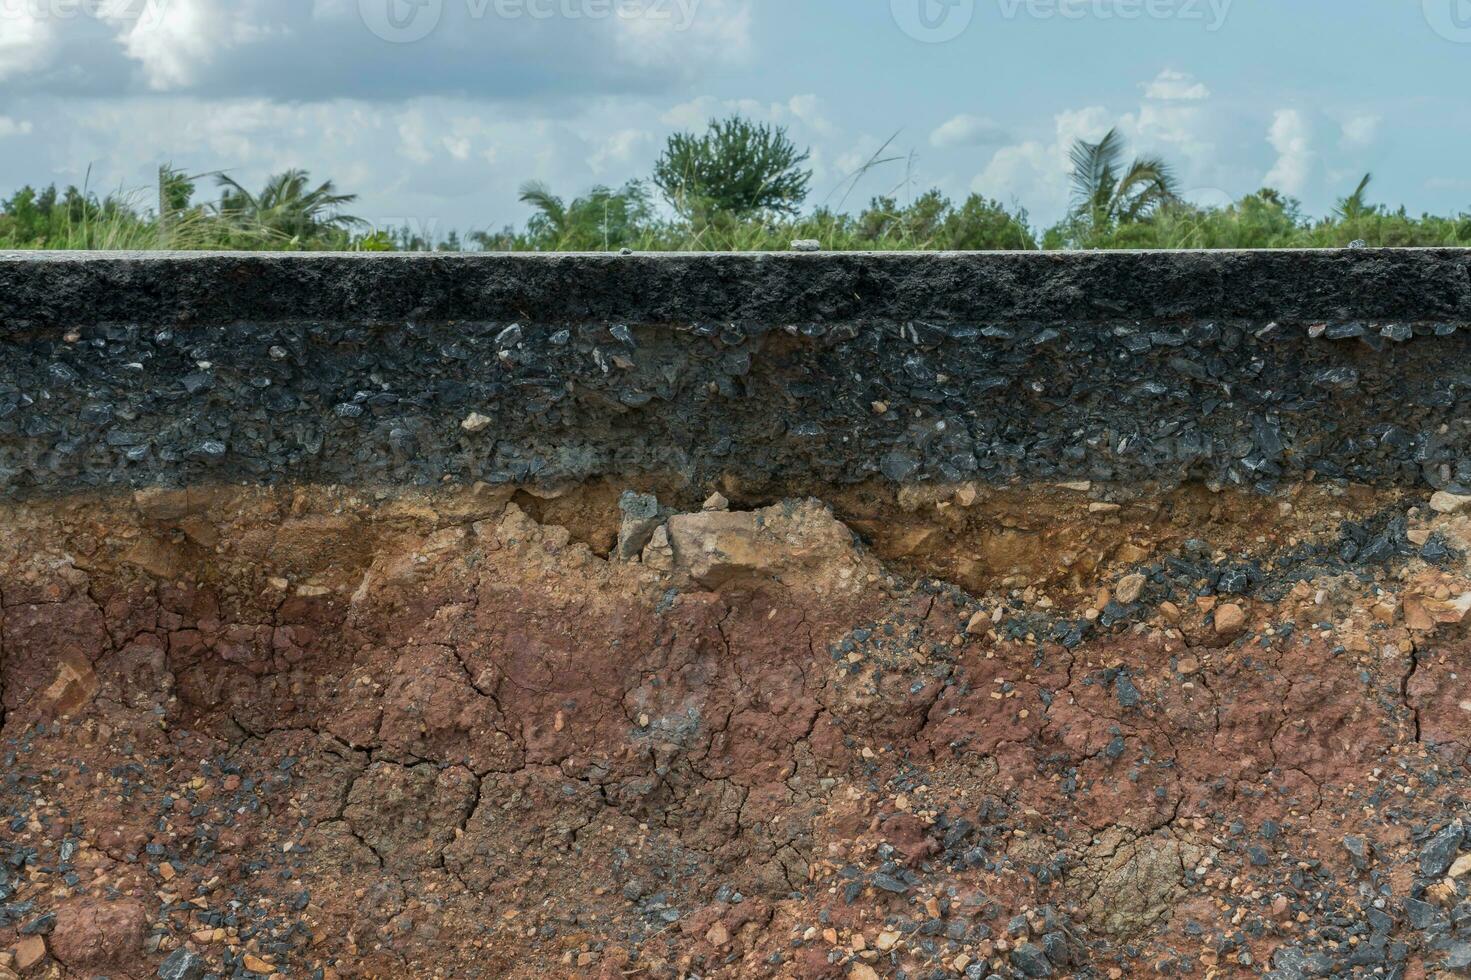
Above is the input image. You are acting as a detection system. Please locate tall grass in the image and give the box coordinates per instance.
[5,167,1471,253]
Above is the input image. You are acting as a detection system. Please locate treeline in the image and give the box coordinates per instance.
[3,118,1469,251]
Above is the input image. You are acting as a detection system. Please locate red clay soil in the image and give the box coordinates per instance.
[2,482,1471,979]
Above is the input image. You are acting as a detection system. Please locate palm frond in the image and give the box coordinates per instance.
[1068,127,1125,215]
[1334,172,1374,220]
[1114,155,1178,222]
[518,180,567,233]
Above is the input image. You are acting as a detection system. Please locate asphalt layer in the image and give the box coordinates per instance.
[2,251,1470,495]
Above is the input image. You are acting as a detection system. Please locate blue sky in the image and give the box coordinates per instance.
[1,0,1467,239]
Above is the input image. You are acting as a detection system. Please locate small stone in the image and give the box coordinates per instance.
[1342,835,1371,870]
[1422,820,1465,878]
[157,948,206,980]
[705,923,729,947]
[1176,655,1200,675]
[1010,942,1054,977]
[871,873,909,894]
[1214,603,1247,637]
[11,937,44,973]
[1430,491,1471,514]
[243,954,274,973]
[1405,597,1436,632]
[641,525,674,572]
[1115,573,1146,605]
[616,492,663,561]
[790,240,822,252]
[880,452,920,482]
[875,930,901,951]
[849,965,881,980]
[702,492,730,512]
[461,412,493,434]
[966,611,993,636]
[1448,853,1471,879]
[1088,502,1121,514]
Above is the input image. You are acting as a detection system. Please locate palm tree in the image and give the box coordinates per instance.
[214,169,361,245]
[517,179,652,251]
[518,180,570,243]
[1333,173,1374,221]
[1067,128,1178,232]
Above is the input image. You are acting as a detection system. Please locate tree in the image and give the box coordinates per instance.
[653,115,812,219]
[852,190,1035,250]
[214,169,361,245]
[1333,173,1375,221]
[517,180,652,250]
[1065,127,1177,237]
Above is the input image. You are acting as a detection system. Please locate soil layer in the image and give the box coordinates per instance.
[4,481,1471,979]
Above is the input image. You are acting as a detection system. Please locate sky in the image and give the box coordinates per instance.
[1,0,1468,239]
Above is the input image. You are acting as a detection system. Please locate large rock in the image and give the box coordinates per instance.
[665,499,862,590]
[48,899,145,969]
[1431,491,1471,515]
[1081,830,1213,936]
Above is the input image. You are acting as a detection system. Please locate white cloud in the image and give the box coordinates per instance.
[99,0,280,91]
[1264,109,1313,195]
[968,70,1238,223]
[1339,113,1381,151]
[663,94,832,136]
[610,0,752,71]
[1143,69,1210,102]
[0,116,32,138]
[786,94,835,137]
[973,106,1111,219]
[0,7,56,80]
[929,114,1008,149]
[2,0,755,101]
[588,128,652,175]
